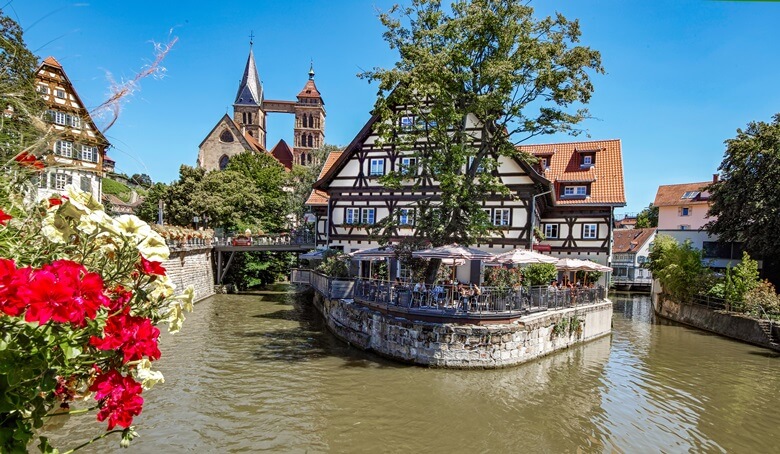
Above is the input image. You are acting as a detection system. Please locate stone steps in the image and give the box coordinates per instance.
[757,320,779,347]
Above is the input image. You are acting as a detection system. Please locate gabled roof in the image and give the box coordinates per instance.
[234,47,263,106]
[613,228,656,253]
[297,79,322,100]
[653,182,711,207]
[36,56,110,147]
[313,113,379,189]
[518,139,625,206]
[306,150,343,206]
[270,139,294,170]
[198,114,289,171]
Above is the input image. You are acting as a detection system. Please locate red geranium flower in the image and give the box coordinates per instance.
[14,151,44,170]
[25,260,110,326]
[90,311,161,362]
[48,197,63,208]
[139,257,166,276]
[0,209,11,225]
[89,370,144,429]
[105,285,133,312]
[0,258,32,316]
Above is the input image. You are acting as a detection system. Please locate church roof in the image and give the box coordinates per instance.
[270,139,294,170]
[297,79,322,100]
[234,47,263,106]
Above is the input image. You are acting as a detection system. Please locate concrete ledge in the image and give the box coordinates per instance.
[311,292,613,369]
[652,293,780,351]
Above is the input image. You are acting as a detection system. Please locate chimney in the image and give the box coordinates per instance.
[713,173,719,184]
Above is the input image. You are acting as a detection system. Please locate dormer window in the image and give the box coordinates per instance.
[580,153,595,168]
[563,185,587,197]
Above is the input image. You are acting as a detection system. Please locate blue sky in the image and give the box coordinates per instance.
[8,0,780,214]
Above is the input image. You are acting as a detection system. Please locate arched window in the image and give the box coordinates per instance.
[308,114,313,128]
[307,134,313,148]
[219,130,234,142]
[248,112,253,125]
[300,152,306,165]
[307,153,312,164]
[303,115,308,128]
[219,154,230,170]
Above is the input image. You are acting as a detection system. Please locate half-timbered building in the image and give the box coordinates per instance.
[35,56,110,201]
[308,108,625,282]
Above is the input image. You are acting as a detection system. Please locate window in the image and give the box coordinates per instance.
[54,173,71,190]
[361,208,376,225]
[39,172,48,188]
[679,225,690,231]
[582,155,593,166]
[369,158,385,176]
[307,134,313,147]
[681,191,699,199]
[219,130,234,142]
[247,112,253,125]
[540,158,548,169]
[80,175,92,193]
[55,140,73,157]
[219,155,230,170]
[400,157,417,175]
[53,111,67,125]
[399,208,414,226]
[37,85,49,94]
[493,208,511,226]
[680,207,691,216]
[583,224,597,239]
[345,208,360,225]
[80,145,97,162]
[54,89,66,99]
[467,156,484,173]
[69,115,81,128]
[544,224,558,239]
[400,116,414,130]
[563,186,587,196]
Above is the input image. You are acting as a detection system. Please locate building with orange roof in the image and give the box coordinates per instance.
[611,227,656,291]
[309,105,626,284]
[35,56,110,201]
[654,176,748,269]
[197,44,324,171]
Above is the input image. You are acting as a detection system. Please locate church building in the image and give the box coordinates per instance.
[197,44,325,171]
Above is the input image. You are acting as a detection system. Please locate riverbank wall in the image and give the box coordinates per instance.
[310,292,613,368]
[652,291,780,352]
[163,245,215,303]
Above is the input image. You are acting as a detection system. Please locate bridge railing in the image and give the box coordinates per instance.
[213,230,315,247]
[293,268,354,300]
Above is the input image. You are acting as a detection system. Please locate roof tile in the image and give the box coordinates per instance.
[653,182,711,207]
[613,228,656,253]
[306,151,342,205]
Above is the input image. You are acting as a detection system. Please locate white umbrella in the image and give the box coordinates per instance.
[412,243,494,261]
[489,248,558,265]
[300,249,327,260]
[555,258,601,271]
[350,245,396,260]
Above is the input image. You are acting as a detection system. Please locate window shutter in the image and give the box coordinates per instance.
[67,174,73,185]
[49,173,56,188]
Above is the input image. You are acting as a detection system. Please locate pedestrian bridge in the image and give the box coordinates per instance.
[213,233,315,283]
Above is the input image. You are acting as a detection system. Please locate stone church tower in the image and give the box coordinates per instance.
[197,44,324,172]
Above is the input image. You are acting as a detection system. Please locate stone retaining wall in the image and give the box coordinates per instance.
[163,246,215,303]
[652,293,780,351]
[311,293,613,368]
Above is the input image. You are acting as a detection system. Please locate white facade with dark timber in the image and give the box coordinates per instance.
[308,108,626,277]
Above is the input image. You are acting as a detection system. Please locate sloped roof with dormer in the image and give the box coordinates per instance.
[613,228,656,253]
[234,47,263,106]
[653,181,712,207]
[518,139,626,206]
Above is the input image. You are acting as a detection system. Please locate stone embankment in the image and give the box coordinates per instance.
[310,291,613,368]
[652,292,780,352]
[162,245,215,303]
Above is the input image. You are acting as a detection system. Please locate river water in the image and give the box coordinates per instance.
[46,287,780,453]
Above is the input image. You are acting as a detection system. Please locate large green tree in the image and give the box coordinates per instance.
[0,9,45,161]
[362,0,602,246]
[706,114,780,258]
[635,203,658,228]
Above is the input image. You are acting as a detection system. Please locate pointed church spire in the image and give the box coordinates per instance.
[308,59,315,80]
[234,44,263,106]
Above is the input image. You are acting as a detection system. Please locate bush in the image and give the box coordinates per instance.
[316,250,351,278]
[523,263,557,286]
[484,266,522,289]
[743,281,780,318]
[647,234,710,301]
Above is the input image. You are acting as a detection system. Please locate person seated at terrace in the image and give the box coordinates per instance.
[414,281,426,293]
[548,280,558,292]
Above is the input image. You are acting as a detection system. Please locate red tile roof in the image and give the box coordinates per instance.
[653,182,711,207]
[270,139,294,170]
[297,79,322,99]
[613,228,656,253]
[518,139,626,206]
[306,151,342,205]
[42,56,62,68]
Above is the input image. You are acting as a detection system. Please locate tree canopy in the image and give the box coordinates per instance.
[706,114,780,258]
[361,0,603,246]
[635,203,658,228]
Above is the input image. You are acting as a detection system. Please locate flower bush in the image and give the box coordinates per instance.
[151,224,214,242]
[0,173,193,452]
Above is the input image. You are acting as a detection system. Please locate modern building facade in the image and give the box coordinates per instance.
[35,57,110,201]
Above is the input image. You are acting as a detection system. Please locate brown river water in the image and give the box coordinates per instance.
[44,286,780,453]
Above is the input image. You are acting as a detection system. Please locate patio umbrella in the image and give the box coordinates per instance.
[300,249,327,260]
[412,243,494,261]
[488,248,558,265]
[350,245,396,259]
[555,258,601,271]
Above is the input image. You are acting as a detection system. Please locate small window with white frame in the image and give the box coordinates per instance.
[361,208,376,225]
[54,89,67,99]
[80,145,96,162]
[493,208,511,226]
[55,140,73,158]
[54,173,70,190]
[544,223,558,239]
[70,115,81,129]
[345,207,360,225]
[583,223,598,239]
[369,158,385,176]
[400,157,417,176]
[563,185,587,197]
[400,116,414,131]
[398,208,414,226]
[37,85,49,94]
[53,111,67,125]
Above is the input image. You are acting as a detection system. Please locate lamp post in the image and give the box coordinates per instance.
[529,190,552,250]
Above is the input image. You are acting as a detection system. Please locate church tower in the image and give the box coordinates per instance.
[293,63,325,165]
[233,44,267,149]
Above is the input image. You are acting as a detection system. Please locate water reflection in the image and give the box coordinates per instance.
[44,288,780,453]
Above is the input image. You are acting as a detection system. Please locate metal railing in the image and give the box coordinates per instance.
[291,269,608,319]
[213,230,315,247]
